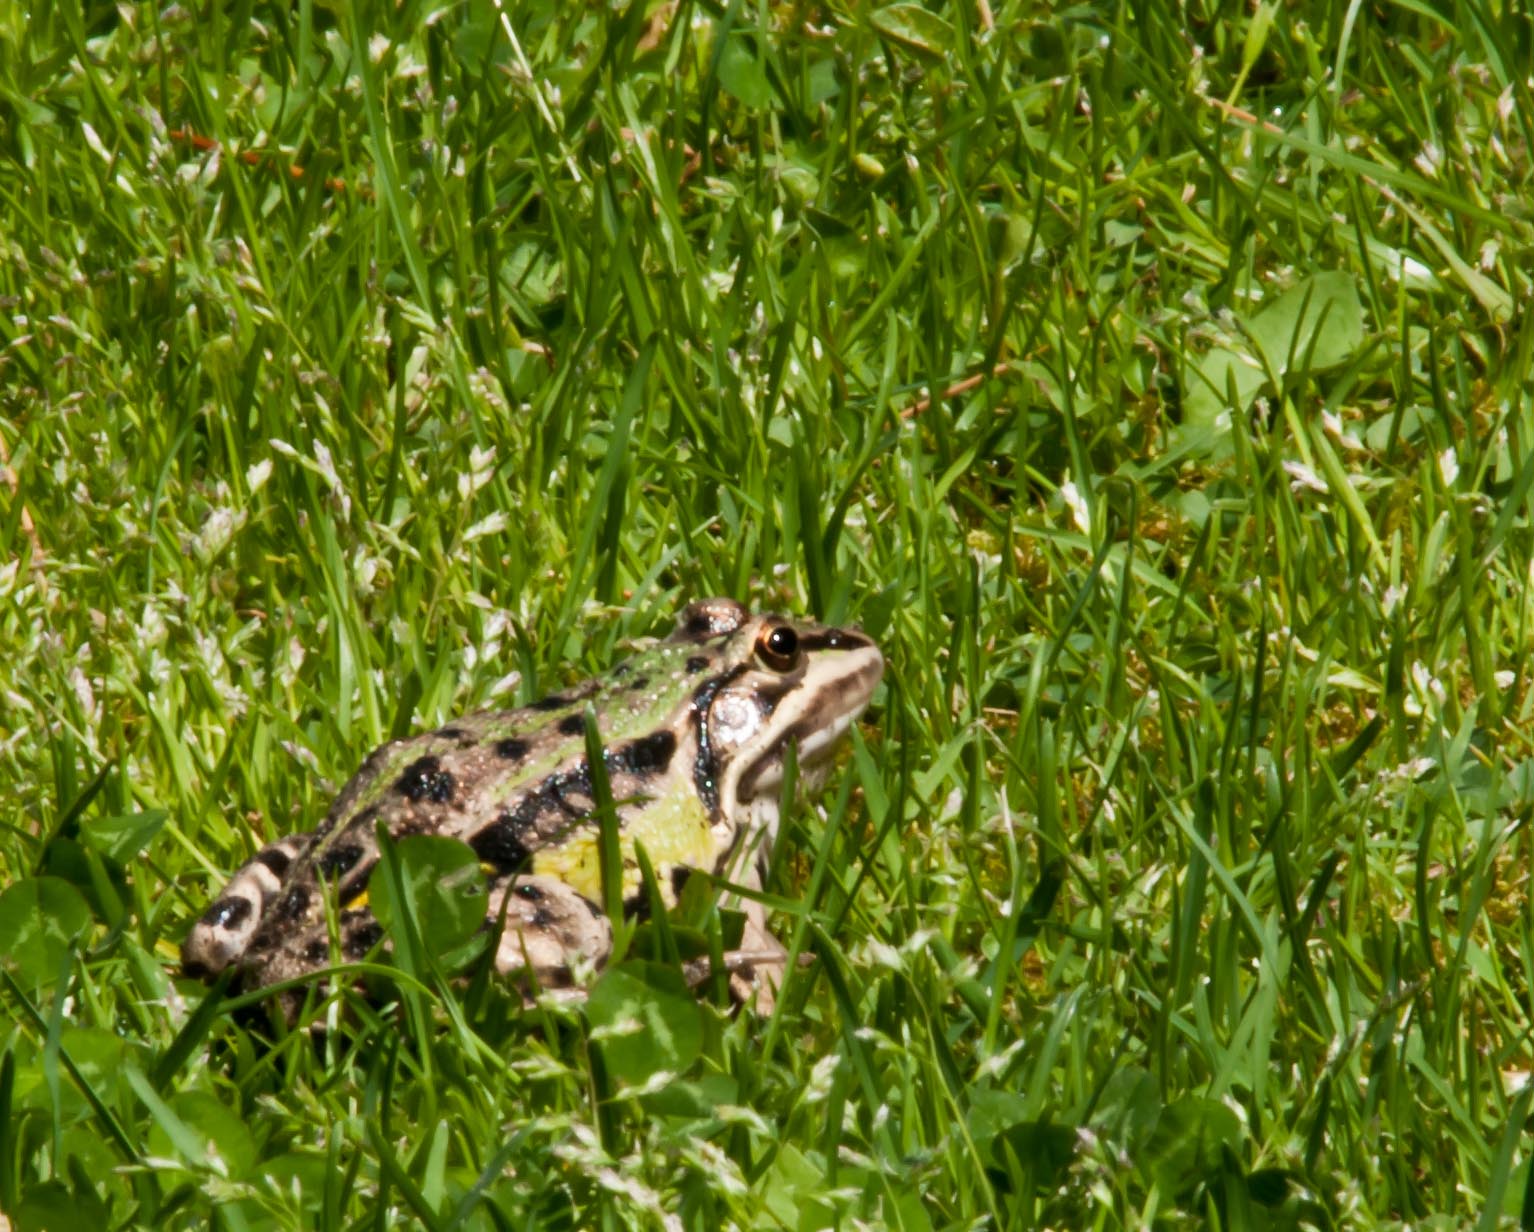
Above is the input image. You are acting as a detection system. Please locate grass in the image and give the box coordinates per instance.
[2,0,1533,1225]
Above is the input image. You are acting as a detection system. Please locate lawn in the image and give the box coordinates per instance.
[3,0,1533,1226]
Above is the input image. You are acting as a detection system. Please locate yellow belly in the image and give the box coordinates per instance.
[533,777,716,906]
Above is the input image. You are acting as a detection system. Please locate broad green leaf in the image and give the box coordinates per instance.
[53,1027,133,1107]
[77,809,166,864]
[13,1178,107,1232]
[0,878,90,989]
[717,32,770,108]
[1143,1096,1244,1197]
[969,1088,1077,1176]
[586,960,702,1087]
[992,1121,1077,1179]
[369,836,488,956]
[869,4,954,61]
[882,1187,935,1231]
[966,1085,1032,1150]
[1092,1066,1163,1151]
[257,1153,332,1209]
[759,1143,837,1229]
[146,1091,258,1179]
[1183,272,1366,442]
[1244,270,1365,370]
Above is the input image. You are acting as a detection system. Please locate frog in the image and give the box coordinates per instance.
[181,598,884,1016]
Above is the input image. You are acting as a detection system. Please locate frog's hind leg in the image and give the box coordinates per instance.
[181,835,309,978]
[484,873,612,991]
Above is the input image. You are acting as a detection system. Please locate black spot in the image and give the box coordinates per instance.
[318,842,364,878]
[273,884,311,922]
[470,812,534,871]
[181,955,213,980]
[396,755,455,803]
[495,737,530,761]
[551,763,595,816]
[338,859,379,904]
[671,865,692,900]
[531,908,554,928]
[689,665,746,816]
[582,896,605,919]
[614,730,676,776]
[436,726,465,740]
[201,896,252,930]
[255,847,292,877]
[627,675,650,691]
[685,656,710,673]
[503,788,556,831]
[530,693,571,712]
[611,662,632,678]
[304,938,330,963]
[795,628,874,652]
[557,714,587,737]
[344,919,384,957]
[480,762,601,845]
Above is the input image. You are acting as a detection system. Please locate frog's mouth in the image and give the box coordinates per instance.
[747,704,862,793]
[733,641,885,802]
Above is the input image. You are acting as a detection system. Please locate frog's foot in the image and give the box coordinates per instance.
[680,914,799,1014]
[728,912,792,1014]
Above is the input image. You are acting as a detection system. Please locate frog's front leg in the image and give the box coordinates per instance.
[181,834,311,978]
[486,874,613,989]
[715,836,791,1012]
[727,902,789,1010]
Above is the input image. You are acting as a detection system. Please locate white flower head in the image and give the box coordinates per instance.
[1060,477,1091,534]
[1283,461,1327,494]
[458,444,496,501]
[464,512,508,542]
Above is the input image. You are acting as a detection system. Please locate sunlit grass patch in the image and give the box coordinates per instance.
[3,0,1533,1226]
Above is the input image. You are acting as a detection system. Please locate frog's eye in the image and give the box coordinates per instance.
[756,624,801,672]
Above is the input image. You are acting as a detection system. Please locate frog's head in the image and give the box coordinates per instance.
[667,598,884,875]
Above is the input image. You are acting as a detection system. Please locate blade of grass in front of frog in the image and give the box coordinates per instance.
[151,966,237,1091]
[632,840,679,968]
[581,706,625,1154]
[755,735,800,909]
[583,707,628,956]
[372,820,437,1063]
